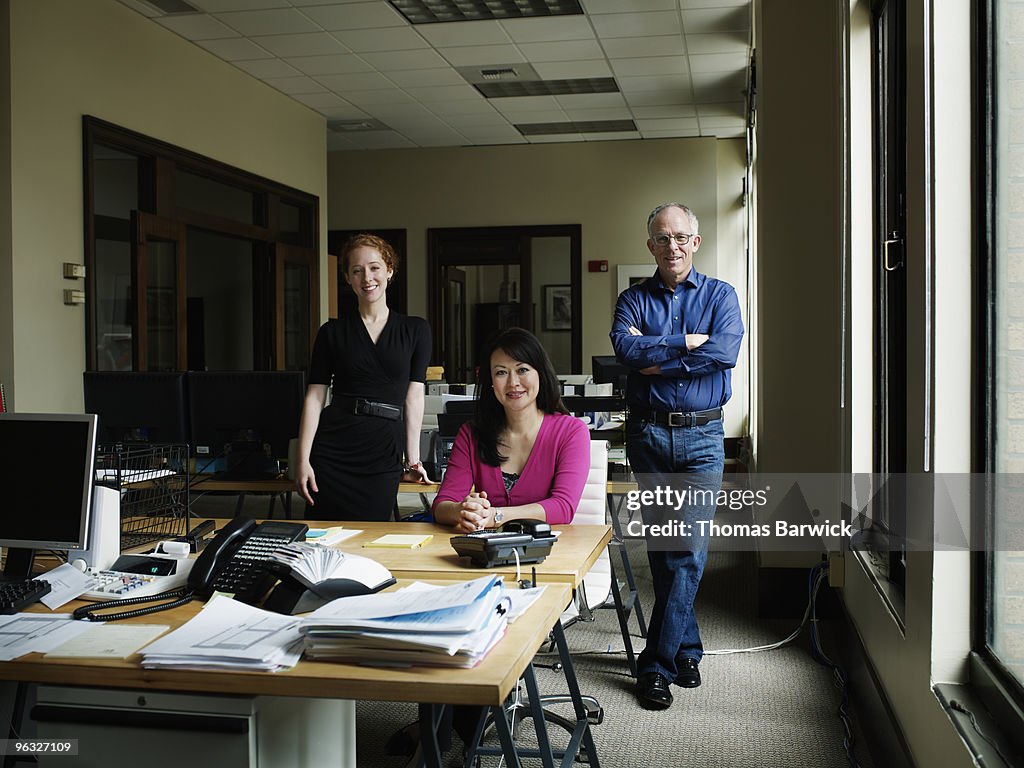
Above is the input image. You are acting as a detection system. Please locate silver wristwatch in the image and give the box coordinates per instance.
[494,508,504,525]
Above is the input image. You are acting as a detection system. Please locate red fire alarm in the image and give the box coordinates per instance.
[588,260,608,273]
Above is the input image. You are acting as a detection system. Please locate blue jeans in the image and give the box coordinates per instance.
[627,418,724,684]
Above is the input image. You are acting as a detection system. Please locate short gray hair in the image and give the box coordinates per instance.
[647,203,699,238]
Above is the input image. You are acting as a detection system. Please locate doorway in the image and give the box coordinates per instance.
[427,225,581,382]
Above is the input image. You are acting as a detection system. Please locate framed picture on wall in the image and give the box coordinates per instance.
[543,285,572,331]
[617,264,653,295]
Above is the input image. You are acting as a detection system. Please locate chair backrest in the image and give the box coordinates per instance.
[572,440,611,613]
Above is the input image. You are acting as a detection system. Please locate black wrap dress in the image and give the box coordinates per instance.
[305,312,431,521]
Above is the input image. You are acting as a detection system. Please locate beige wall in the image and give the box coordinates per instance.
[327,136,749,435]
[4,0,327,412]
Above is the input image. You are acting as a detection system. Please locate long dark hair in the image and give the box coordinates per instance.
[472,327,568,467]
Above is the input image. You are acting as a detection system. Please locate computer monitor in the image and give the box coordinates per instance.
[83,372,188,445]
[0,413,97,579]
[188,371,305,478]
[591,355,629,394]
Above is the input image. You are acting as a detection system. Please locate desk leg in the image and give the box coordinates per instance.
[2,682,28,768]
[551,622,603,768]
[418,702,447,768]
[489,701,525,768]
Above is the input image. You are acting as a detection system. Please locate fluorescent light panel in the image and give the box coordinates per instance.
[515,119,636,135]
[476,77,618,98]
[388,0,583,24]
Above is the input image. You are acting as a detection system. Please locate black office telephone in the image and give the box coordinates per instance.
[450,518,557,568]
[73,517,308,622]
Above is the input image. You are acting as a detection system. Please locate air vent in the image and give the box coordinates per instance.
[141,0,201,14]
[476,78,619,99]
[515,120,637,136]
[388,0,583,24]
[481,67,518,81]
[328,119,391,133]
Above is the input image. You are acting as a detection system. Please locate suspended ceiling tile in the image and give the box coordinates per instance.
[640,128,701,139]
[344,88,417,106]
[118,0,162,18]
[190,0,289,10]
[533,59,612,80]
[488,95,562,113]
[439,44,525,67]
[360,48,449,71]
[457,125,528,143]
[680,7,750,34]
[616,74,692,93]
[590,11,681,39]
[215,8,321,35]
[500,109,571,123]
[385,68,463,87]
[611,56,689,77]
[685,32,750,55]
[404,83,482,101]
[697,101,745,117]
[688,51,749,74]
[233,58,302,78]
[319,104,374,120]
[195,37,274,60]
[155,14,239,40]
[428,100,503,117]
[561,106,632,121]
[699,115,746,129]
[250,32,348,57]
[554,91,627,110]
[300,2,406,30]
[315,71,395,91]
[292,91,355,109]
[636,117,700,132]
[581,0,675,13]
[363,103,434,122]
[601,35,684,59]
[295,0,378,5]
[632,104,698,119]
[707,126,745,138]
[679,0,748,8]
[526,133,586,143]
[262,75,328,94]
[499,16,596,43]
[416,20,512,47]
[582,130,641,141]
[330,27,430,52]
[353,131,418,149]
[326,132,365,151]
[515,39,605,62]
[440,111,511,127]
[284,54,374,76]
[623,88,694,107]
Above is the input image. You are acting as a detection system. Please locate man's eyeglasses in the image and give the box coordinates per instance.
[652,232,695,247]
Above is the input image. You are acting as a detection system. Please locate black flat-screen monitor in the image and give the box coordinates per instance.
[591,355,629,394]
[188,371,305,477]
[83,372,188,445]
[0,413,97,579]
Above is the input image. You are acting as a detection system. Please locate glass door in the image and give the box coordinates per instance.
[273,244,317,371]
[131,212,186,372]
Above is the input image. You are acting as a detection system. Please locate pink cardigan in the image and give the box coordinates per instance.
[432,412,591,525]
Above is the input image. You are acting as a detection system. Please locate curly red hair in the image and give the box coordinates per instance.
[341,234,399,274]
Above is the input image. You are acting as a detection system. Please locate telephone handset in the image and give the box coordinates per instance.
[450,517,557,568]
[73,517,308,622]
[189,517,309,603]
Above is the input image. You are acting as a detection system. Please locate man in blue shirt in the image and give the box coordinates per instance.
[611,202,744,709]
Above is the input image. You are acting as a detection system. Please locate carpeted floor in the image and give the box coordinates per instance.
[353,536,875,768]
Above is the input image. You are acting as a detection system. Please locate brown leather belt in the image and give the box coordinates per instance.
[630,406,723,428]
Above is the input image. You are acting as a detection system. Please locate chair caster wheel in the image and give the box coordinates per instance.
[587,706,604,725]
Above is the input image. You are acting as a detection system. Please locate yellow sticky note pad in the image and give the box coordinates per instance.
[364,534,433,549]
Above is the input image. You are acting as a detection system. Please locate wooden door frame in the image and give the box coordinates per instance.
[131,211,187,371]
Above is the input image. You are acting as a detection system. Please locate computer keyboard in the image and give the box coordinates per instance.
[0,579,52,614]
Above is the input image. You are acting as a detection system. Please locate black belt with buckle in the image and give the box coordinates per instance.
[334,396,403,421]
[631,406,723,428]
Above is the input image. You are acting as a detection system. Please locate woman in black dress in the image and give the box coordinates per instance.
[295,234,431,521]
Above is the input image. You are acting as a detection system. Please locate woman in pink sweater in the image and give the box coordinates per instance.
[433,327,590,532]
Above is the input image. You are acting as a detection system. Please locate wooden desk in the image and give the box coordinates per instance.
[331,521,610,589]
[190,475,294,518]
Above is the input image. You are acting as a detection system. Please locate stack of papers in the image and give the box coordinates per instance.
[138,595,304,672]
[300,575,509,668]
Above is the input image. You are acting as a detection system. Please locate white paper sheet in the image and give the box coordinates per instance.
[39,563,96,609]
[45,623,169,658]
[0,614,96,661]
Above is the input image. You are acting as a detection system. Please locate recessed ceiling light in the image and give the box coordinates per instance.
[515,119,637,136]
[328,119,391,133]
[139,0,200,14]
[388,0,583,24]
[476,77,619,99]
